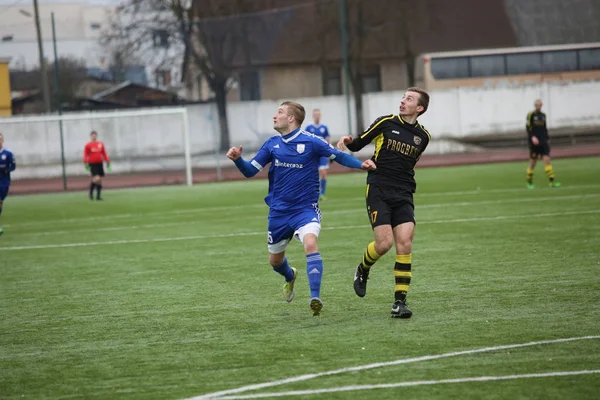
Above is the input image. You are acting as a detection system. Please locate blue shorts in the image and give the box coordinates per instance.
[318,156,330,170]
[267,206,322,254]
[0,186,9,201]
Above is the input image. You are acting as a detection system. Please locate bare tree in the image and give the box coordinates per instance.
[311,0,400,133]
[175,0,244,151]
[101,0,183,83]
[345,0,369,133]
[49,57,89,109]
[380,0,436,88]
[10,57,88,113]
[180,0,296,149]
[339,0,433,132]
[103,0,280,150]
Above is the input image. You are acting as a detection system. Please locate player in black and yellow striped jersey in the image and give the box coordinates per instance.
[337,87,431,318]
[526,99,560,189]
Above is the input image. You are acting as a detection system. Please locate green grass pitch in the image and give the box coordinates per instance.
[1,157,599,399]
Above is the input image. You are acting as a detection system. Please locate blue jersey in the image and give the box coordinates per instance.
[304,124,330,141]
[249,128,343,211]
[0,147,16,187]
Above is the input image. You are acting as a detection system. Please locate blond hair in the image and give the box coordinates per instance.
[280,101,306,125]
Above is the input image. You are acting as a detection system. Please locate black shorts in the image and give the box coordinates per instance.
[529,143,550,159]
[90,163,105,177]
[365,184,415,229]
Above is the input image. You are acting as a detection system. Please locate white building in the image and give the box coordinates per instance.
[0,0,183,92]
[0,1,113,69]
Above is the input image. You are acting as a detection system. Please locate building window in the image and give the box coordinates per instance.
[152,29,169,48]
[431,57,470,79]
[506,52,542,75]
[578,48,600,71]
[155,69,172,87]
[239,70,260,101]
[1,35,13,42]
[470,55,505,77]
[322,65,342,96]
[542,50,578,73]
[361,65,381,93]
[90,23,102,30]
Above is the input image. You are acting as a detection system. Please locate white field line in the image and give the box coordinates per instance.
[6,184,600,229]
[184,335,600,400]
[12,202,600,238]
[7,192,600,236]
[14,221,202,237]
[14,192,600,237]
[413,183,600,198]
[1,209,599,251]
[216,370,600,399]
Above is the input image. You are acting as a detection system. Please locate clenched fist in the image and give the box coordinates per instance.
[226,145,243,161]
[361,159,376,171]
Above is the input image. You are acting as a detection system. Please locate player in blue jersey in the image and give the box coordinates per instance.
[226,101,376,316]
[304,109,331,200]
[0,133,17,236]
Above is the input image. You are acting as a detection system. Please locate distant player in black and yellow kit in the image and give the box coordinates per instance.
[526,99,560,189]
[337,87,430,318]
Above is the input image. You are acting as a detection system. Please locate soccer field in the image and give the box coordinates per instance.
[1,157,599,400]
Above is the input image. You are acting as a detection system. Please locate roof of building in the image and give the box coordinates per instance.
[91,80,135,100]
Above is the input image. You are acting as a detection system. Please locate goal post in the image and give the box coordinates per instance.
[0,106,193,188]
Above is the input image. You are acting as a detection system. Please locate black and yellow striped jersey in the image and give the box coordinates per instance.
[526,111,548,142]
[347,114,430,192]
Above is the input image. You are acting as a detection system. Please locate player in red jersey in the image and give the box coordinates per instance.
[83,130,111,200]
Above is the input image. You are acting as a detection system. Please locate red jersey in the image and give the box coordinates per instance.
[83,141,110,164]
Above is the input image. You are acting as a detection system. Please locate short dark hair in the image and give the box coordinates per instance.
[90,130,97,136]
[281,101,306,125]
[407,87,430,116]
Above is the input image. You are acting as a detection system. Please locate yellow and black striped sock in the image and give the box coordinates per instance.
[526,168,534,184]
[544,164,555,183]
[394,254,412,302]
[361,241,381,271]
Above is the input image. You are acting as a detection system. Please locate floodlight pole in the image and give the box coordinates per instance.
[51,12,67,190]
[33,0,51,113]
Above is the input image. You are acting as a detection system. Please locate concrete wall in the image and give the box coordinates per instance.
[1,80,599,180]
[260,65,323,100]
[380,60,409,92]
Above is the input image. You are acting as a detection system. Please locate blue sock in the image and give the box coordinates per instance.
[272,257,295,282]
[320,179,327,196]
[306,252,323,298]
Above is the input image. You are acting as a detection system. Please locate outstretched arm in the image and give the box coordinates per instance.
[226,145,266,178]
[314,136,376,171]
[338,116,394,152]
[332,151,375,170]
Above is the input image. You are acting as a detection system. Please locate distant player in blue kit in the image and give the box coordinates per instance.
[0,133,16,236]
[304,109,331,200]
[226,101,376,316]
